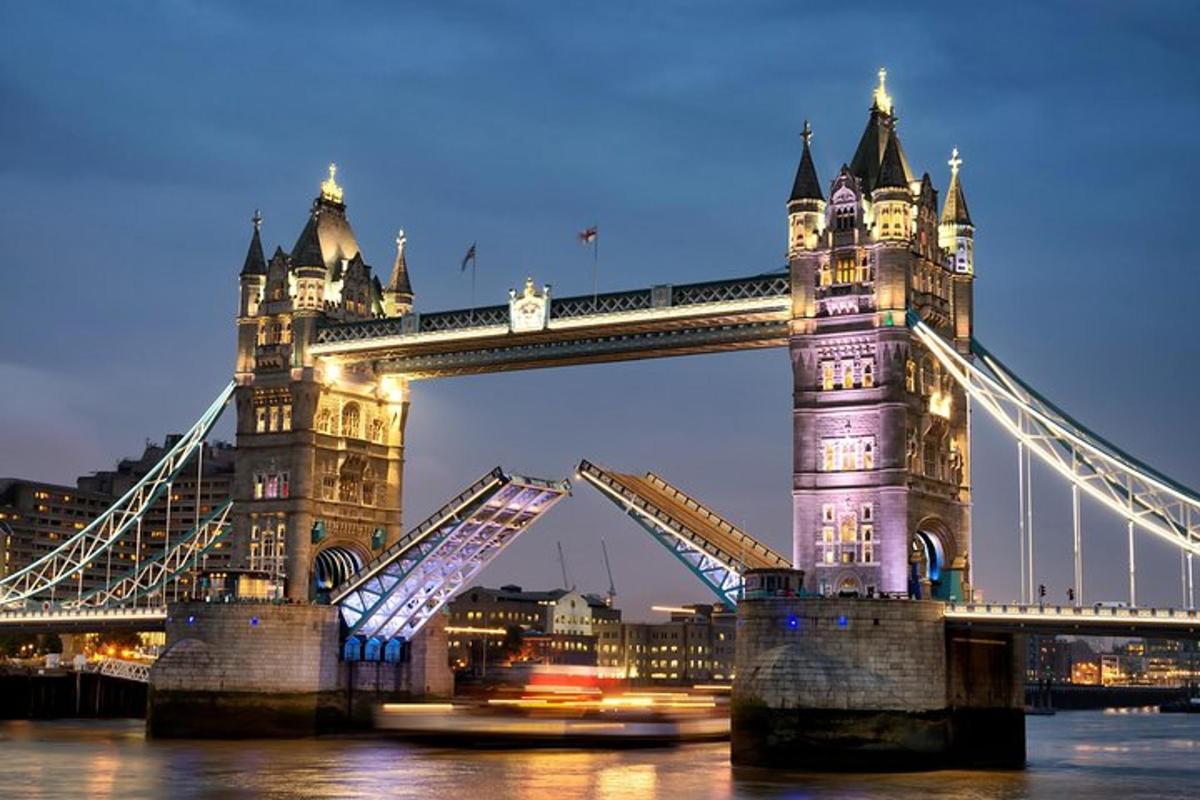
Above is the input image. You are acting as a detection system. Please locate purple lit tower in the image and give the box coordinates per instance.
[788,70,975,599]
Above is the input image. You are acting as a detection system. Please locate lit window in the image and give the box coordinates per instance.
[905,360,916,393]
[281,404,292,431]
[862,362,874,388]
[823,442,836,472]
[255,407,267,433]
[841,360,855,390]
[822,362,835,391]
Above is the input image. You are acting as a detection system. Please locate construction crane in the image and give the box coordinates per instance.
[556,541,573,590]
[601,539,617,607]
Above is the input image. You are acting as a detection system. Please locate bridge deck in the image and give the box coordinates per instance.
[334,467,571,641]
[579,460,789,600]
[0,606,167,633]
[945,602,1200,639]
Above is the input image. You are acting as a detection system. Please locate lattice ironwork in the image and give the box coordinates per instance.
[67,500,233,609]
[419,305,508,332]
[0,383,235,607]
[97,657,151,683]
[334,468,570,642]
[578,460,790,605]
[671,275,790,306]
[911,313,1200,559]
[550,290,653,320]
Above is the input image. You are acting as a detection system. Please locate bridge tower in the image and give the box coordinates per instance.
[232,166,409,601]
[788,71,974,599]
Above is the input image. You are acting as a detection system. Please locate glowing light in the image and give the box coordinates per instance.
[949,147,963,177]
[786,614,799,629]
[324,362,342,384]
[444,625,506,635]
[873,67,893,115]
[651,605,697,615]
[930,391,953,419]
[320,163,344,204]
[837,615,849,628]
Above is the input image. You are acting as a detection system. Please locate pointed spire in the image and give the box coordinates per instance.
[240,209,267,276]
[320,163,344,204]
[291,214,325,268]
[875,130,909,191]
[789,120,824,202]
[872,67,893,115]
[941,147,973,225]
[387,228,414,296]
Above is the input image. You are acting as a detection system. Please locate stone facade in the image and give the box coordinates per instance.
[147,600,451,737]
[233,168,414,600]
[788,74,975,600]
[733,591,1024,770]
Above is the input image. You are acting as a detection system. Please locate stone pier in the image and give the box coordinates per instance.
[732,588,1024,770]
[147,601,452,738]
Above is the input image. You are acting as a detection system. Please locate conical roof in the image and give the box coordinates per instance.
[387,231,414,296]
[941,154,973,226]
[240,212,267,276]
[875,130,909,191]
[789,123,823,202]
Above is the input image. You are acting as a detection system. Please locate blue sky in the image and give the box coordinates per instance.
[2,1,1199,616]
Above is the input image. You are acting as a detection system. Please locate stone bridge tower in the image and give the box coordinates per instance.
[232,167,412,601]
[788,71,975,599]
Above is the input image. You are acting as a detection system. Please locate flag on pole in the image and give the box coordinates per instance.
[578,226,598,245]
[460,242,477,272]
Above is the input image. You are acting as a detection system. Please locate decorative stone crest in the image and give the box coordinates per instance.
[509,276,550,333]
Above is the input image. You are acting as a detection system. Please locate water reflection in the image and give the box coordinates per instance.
[0,714,1197,800]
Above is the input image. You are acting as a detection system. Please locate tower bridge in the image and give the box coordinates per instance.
[2,71,1199,764]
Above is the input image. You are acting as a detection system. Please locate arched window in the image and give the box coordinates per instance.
[369,418,384,443]
[362,465,376,507]
[338,457,364,504]
[341,403,360,439]
[316,408,333,435]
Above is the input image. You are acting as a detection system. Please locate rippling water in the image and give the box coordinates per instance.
[1,712,1197,799]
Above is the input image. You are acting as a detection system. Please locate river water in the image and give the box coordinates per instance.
[1,712,1196,799]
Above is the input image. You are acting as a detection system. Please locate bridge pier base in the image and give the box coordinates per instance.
[146,601,452,738]
[732,592,1024,771]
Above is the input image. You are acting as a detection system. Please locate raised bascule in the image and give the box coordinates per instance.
[2,70,1199,766]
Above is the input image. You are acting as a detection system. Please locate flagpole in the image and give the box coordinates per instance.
[471,254,477,322]
[592,223,598,308]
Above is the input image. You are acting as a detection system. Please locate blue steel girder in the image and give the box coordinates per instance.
[334,469,570,641]
[578,460,790,605]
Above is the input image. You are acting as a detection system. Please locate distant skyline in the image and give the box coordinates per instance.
[3,1,1199,615]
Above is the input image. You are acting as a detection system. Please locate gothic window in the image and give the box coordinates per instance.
[268,405,278,432]
[338,456,365,504]
[840,441,857,472]
[316,409,333,435]
[819,264,832,287]
[822,504,835,524]
[257,322,268,346]
[341,403,361,439]
[835,256,856,284]
[321,461,337,500]
[369,417,384,443]
[281,404,292,432]
[834,204,855,231]
[362,465,376,507]
[271,322,282,344]
[839,514,857,544]
[823,442,836,472]
[862,361,875,388]
[255,407,267,433]
[863,441,875,470]
[253,474,264,499]
[822,362,835,391]
[861,503,873,522]
[282,321,292,344]
[905,359,916,393]
[841,359,855,389]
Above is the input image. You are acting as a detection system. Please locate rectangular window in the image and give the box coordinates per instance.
[863,441,875,470]
[822,362,835,391]
[822,504,835,523]
[255,407,267,433]
[268,405,279,432]
[861,524,873,542]
[861,503,873,522]
[823,442,836,472]
[841,360,855,389]
[281,404,292,431]
[862,362,875,388]
[840,442,857,471]
[253,474,264,499]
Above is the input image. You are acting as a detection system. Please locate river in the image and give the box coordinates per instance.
[1,712,1196,799]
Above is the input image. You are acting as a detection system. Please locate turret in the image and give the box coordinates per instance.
[939,148,974,275]
[788,121,826,257]
[384,229,414,316]
[870,130,914,242]
[940,148,975,348]
[236,210,267,376]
